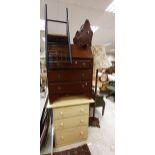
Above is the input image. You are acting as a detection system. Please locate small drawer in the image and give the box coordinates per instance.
[54,115,88,130]
[53,104,89,120]
[55,126,88,147]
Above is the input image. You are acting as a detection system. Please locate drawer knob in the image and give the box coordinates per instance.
[82,62,86,67]
[57,86,61,90]
[80,108,84,112]
[80,131,84,135]
[60,122,64,127]
[75,61,78,64]
[80,120,84,123]
[60,111,63,116]
[82,73,85,78]
[81,84,85,88]
[61,136,64,141]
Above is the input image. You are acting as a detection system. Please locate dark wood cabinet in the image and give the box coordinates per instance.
[47,44,93,103]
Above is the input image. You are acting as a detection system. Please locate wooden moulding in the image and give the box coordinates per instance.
[47,96,94,109]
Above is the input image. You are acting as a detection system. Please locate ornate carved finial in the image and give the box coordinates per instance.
[73,19,93,48]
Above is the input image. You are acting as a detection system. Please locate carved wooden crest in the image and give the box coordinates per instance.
[73,19,93,48]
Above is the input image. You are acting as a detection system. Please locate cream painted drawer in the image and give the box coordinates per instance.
[54,115,88,130]
[53,104,89,120]
[55,126,88,147]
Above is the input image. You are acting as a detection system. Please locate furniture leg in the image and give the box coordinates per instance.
[93,101,96,118]
[102,99,105,116]
[93,69,98,118]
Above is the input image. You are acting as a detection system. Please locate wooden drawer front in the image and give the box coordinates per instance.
[55,126,88,147]
[48,45,69,62]
[54,115,88,130]
[48,45,68,52]
[48,70,92,82]
[48,81,92,95]
[48,59,93,69]
[47,35,68,43]
[53,104,89,120]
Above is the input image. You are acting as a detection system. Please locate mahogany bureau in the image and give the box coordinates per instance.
[47,43,93,103]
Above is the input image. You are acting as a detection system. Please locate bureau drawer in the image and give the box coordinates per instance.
[48,44,68,52]
[55,126,88,147]
[54,115,88,130]
[53,104,89,120]
[48,59,93,69]
[48,81,92,95]
[48,45,69,62]
[47,70,92,82]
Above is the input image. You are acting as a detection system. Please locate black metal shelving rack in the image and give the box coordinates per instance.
[44,4,72,71]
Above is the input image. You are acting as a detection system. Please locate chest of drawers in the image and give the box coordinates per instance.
[47,44,93,103]
[47,96,94,147]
